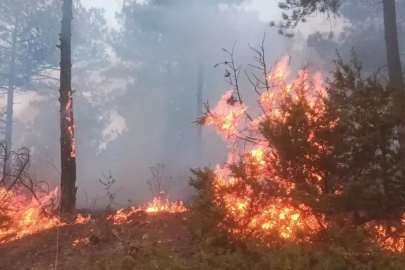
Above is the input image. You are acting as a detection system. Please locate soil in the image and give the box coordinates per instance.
[0,210,193,270]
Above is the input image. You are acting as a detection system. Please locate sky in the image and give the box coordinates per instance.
[82,0,122,28]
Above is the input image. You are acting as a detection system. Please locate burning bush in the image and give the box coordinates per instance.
[191,44,405,252]
[0,141,66,243]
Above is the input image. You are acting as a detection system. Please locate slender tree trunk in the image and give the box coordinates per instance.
[59,0,77,212]
[164,60,173,161]
[5,21,18,185]
[196,61,203,160]
[383,0,405,150]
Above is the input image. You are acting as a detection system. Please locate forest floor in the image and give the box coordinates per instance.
[0,210,193,270]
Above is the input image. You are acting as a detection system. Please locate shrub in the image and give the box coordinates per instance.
[192,42,405,254]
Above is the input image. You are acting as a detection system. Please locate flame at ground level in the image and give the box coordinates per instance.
[0,188,186,243]
[107,196,187,225]
[145,197,187,213]
[0,188,66,243]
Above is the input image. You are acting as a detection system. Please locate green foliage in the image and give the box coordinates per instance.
[188,168,228,241]
[255,54,405,226]
[84,230,405,270]
[187,51,405,269]
[272,0,343,37]
[326,55,405,223]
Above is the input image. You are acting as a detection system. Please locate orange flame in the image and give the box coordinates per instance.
[107,197,187,225]
[74,214,91,224]
[204,90,247,139]
[72,237,89,247]
[0,188,65,243]
[145,197,187,213]
[107,207,141,225]
[66,91,75,158]
[202,55,405,251]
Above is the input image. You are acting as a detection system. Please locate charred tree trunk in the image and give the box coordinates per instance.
[383,0,405,150]
[59,0,76,212]
[196,61,203,160]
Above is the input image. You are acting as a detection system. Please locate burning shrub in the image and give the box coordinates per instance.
[192,43,405,252]
[0,141,65,243]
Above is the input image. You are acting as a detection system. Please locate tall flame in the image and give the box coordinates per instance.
[204,90,247,139]
[203,55,405,251]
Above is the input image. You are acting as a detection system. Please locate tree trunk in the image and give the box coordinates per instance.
[59,0,76,213]
[164,60,173,162]
[4,20,18,185]
[383,0,405,150]
[196,61,203,160]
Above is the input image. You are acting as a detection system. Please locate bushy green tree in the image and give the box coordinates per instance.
[273,0,405,151]
[191,45,405,252]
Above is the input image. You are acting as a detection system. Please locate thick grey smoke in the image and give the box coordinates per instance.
[4,0,337,209]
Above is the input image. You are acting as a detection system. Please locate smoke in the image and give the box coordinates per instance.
[5,0,340,209]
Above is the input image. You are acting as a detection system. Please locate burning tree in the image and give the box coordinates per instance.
[191,42,405,252]
[59,0,77,213]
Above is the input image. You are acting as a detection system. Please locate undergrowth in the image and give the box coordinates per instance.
[84,234,405,270]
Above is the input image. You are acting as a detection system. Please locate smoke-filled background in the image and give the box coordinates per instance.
[0,0,403,208]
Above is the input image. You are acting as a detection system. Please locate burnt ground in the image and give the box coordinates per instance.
[0,211,194,270]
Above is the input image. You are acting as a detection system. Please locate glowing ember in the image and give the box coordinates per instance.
[75,214,91,224]
[72,237,89,247]
[66,91,75,158]
[365,215,405,252]
[213,163,323,242]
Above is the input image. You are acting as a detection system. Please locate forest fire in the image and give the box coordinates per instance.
[107,207,141,225]
[202,55,405,251]
[145,197,187,213]
[75,214,91,224]
[72,237,89,247]
[0,188,65,244]
[203,90,247,139]
[107,197,187,225]
[0,185,184,243]
[66,91,76,158]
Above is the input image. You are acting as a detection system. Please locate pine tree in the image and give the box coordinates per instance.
[59,0,76,212]
[193,44,405,250]
[274,0,405,151]
[0,0,58,183]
